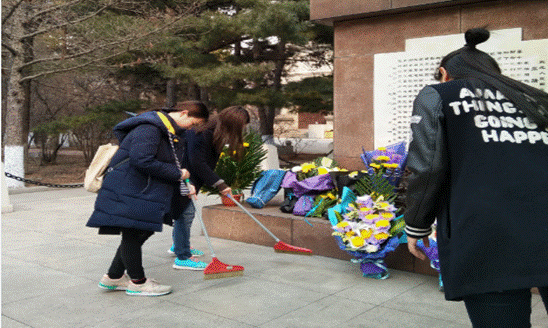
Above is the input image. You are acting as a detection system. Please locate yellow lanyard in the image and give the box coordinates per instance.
[157,111,179,142]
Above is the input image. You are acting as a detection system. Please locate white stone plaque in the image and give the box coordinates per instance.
[374,28,548,148]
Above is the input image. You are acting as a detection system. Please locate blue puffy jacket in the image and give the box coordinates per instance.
[86,111,189,232]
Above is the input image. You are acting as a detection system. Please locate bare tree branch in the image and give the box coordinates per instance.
[21,4,110,40]
[1,0,25,23]
[18,8,197,71]
[31,0,86,19]
[2,42,18,56]
[20,47,135,82]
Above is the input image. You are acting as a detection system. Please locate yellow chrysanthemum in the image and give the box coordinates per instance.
[359,207,371,212]
[243,142,250,147]
[345,231,356,237]
[317,167,329,175]
[350,236,365,248]
[327,192,336,200]
[378,147,387,151]
[365,214,379,221]
[336,221,349,228]
[375,155,390,162]
[374,232,390,240]
[301,163,316,173]
[381,212,395,220]
[360,229,373,239]
[377,202,389,209]
[375,220,390,228]
[220,152,225,157]
[369,163,381,169]
[233,150,237,155]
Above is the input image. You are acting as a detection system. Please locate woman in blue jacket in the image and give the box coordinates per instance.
[168,106,250,270]
[404,28,548,326]
[87,101,209,296]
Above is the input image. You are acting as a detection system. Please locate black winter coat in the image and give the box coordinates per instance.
[404,79,548,300]
[86,111,189,232]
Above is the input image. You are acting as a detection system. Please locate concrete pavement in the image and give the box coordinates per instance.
[2,187,547,327]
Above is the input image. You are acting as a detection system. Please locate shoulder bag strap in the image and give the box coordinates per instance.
[156,111,190,196]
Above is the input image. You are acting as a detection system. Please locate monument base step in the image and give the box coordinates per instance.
[202,200,438,276]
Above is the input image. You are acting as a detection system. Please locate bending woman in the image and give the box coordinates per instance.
[87,101,209,296]
[168,106,250,270]
[404,28,548,326]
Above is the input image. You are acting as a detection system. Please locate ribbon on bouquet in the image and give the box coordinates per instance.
[351,258,390,279]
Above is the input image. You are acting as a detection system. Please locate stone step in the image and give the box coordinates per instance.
[202,200,438,276]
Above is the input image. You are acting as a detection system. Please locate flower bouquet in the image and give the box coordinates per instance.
[281,157,341,216]
[417,229,443,291]
[328,187,405,279]
[327,143,408,279]
[361,141,407,187]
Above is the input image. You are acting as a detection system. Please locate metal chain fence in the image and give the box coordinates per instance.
[4,172,84,188]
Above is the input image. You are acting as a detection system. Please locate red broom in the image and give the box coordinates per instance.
[192,198,244,280]
[227,194,313,255]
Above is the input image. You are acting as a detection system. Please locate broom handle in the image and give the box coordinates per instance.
[227,193,280,242]
[191,197,216,258]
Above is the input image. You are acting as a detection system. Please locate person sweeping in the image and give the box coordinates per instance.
[167,106,250,271]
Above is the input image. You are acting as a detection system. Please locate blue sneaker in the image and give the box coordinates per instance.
[167,246,204,257]
[173,257,207,270]
[190,248,204,257]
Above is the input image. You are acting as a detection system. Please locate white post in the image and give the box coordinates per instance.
[3,145,25,188]
[2,162,14,213]
[260,143,280,170]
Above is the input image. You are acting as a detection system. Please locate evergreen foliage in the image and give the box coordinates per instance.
[201,130,267,195]
[354,173,398,204]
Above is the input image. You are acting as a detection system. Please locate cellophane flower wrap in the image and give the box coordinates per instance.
[328,143,408,279]
[281,157,342,216]
[328,187,405,279]
[361,141,407,187]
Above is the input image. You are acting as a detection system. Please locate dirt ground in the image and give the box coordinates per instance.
[24,149,88,186]
[20,148,321,187]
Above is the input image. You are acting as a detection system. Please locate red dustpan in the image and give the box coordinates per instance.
[227,194,313,256]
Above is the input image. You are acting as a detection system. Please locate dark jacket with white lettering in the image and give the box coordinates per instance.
[404,78,548,300]
[86,111,189,232]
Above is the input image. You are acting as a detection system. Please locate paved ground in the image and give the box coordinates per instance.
[2,187,547,328]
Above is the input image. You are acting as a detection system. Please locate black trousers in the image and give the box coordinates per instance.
[463,286,548,328]
[107,228,154,280]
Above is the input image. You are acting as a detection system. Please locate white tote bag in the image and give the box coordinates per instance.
[84,143,119,193]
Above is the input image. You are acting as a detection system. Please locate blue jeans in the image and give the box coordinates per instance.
[172,201,195,261]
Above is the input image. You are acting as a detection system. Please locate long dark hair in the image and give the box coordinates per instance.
[436,28,548,128]
[196,106,250,159]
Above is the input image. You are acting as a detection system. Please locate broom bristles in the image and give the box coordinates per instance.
[203,257,244,280]
[273,241,313,255]
[204,270,244,280]
[274,249,313,256]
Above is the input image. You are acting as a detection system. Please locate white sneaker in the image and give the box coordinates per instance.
[98,274,130,291]
[125,279,172,297]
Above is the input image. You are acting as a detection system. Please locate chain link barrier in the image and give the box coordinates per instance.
[4,172,84,188]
